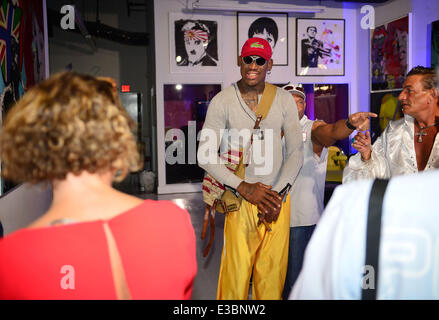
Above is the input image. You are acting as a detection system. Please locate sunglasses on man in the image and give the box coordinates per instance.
[242,55,267,66]
[283,85,305,93]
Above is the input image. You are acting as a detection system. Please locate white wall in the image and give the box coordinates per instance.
[0,184,52,236]
[154,0,367,193]
[410,0,439,67]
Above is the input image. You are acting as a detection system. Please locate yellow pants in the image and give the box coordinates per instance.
[217,194,291,300]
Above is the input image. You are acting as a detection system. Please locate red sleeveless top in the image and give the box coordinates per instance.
[0,200,197,299]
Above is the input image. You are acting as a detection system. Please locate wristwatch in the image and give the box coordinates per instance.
[345,119,356,130]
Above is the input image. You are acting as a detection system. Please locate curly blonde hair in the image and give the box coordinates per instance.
[0,72,141,183]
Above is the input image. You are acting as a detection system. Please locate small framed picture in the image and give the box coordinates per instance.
[296,18,345,76]
[169,12,222,73]
[237,12,288,66]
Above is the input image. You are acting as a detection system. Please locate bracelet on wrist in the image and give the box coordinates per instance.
[345,119,356,130]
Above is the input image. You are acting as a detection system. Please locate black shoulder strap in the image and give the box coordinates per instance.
[362,178,390,300]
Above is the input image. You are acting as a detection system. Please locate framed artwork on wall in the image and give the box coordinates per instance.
[296,18,345,76]
[369,90,403,143]
[169,12,222,73]
[237,12,288,66]
[163,83,222,184]
[370,15,408,92]
[431,19,439,69]
[1,0,48,196]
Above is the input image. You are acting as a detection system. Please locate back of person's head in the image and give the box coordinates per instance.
[406,65,438,92]
[248,17,279,46]
[0,71,141,184]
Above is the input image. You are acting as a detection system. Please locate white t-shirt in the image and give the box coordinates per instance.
[289,115,328,227]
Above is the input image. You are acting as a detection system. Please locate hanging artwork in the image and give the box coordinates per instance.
[237,12,288,66]
[370,90,403,143]
[371,16,408,92]
[169,12,222,73]
[0,0,48,196]
[163,83,222,184]
[431,20,439,69]
[296,18,345,76]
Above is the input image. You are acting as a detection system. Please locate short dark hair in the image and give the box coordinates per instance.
[248,17,278,45]
[406,66,438,91]
[307,26,317,33]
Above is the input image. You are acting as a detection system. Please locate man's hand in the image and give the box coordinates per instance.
[348,112,378,131]
[237,181,282,219]
[352,131,372,161]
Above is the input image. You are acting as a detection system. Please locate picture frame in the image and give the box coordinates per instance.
[369,90,403,143]
[431,19,439,69]
[0,0,49,196]
[296,18,345,76]
[169,12,222,73]
[163,83,222,184]
[370,15,408,92]
[237,12,288,66]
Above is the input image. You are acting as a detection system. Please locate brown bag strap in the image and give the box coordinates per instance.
[235,83,277,179]
[255,82,277,121]
[201,201,217,257]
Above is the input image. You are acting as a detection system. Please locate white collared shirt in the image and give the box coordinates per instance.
[343,115,439,184]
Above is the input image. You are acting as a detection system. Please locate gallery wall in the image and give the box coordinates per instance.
[154,0,369,194]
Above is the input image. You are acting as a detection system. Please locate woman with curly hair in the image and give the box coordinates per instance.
[0,72,196,299]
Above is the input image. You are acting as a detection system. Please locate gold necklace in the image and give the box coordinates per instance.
[415,122,438,143]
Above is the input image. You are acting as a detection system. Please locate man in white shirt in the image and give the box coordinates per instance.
[290,169,439,299]
[281,83,377,298]
[343,66,439,183]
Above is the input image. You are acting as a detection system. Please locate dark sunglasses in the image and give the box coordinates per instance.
[283,85,305,93]
[242,55,267,66]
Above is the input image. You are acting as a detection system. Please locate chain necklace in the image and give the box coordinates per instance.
[415,121,439,143]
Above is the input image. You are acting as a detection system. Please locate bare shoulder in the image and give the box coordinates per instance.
[27,190,144,229]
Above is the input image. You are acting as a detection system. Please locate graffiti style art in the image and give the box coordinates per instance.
[371,16,408,92]
[0,0,47,195]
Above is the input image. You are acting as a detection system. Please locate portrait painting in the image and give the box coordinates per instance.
[296,18,345,76]
[237,12,288,66]
[169,13,222,73]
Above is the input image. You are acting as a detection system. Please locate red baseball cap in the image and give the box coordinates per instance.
[240,37,272,61]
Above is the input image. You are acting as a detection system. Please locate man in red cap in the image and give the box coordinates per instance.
[198,38,303,299]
